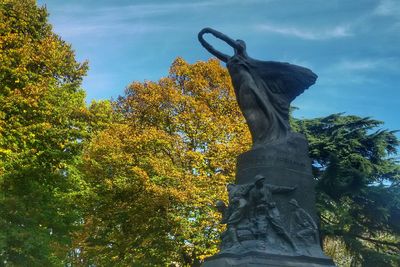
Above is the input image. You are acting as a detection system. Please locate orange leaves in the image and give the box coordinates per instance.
[79,57,253,264]
[118,57,252,202]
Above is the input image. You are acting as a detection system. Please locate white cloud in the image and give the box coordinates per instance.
[334,60,378,71]
[96,2,219,18]
[48,0,255,39]
[255,23,352,40]
[374,0,400,16]
[53,22,172,38]
[48,0,268,19]
[44,0,276,39]
[330,58,399,72]
[317,57,399,88]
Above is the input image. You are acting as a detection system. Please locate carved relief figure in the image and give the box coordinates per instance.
[216,183,254,247]
[288,198,319,246]
[248,175,298,251]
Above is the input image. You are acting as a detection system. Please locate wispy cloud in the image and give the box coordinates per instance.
[329,58,399,72]
[48,3,183,38]
[44,0,277,39]
[374,0,400,16]
[317,57,399,88]
[49,0,267,19]
[49,0,256,39]
[93,2,220,19]
[54,22,172,38]
[333,60,378,71]
[255,23,352,40]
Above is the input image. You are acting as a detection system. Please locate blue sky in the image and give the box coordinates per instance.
[37,0,399,132]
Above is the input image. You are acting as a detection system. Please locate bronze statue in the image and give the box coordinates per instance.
[198,28,317,147]
[199,29,335,266]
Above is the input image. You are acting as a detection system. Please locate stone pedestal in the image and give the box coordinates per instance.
[236,132,317,221]
[203,133,335,266]
[203,252,335,267]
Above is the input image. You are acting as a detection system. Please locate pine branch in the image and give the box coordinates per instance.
[333,229,400,248]
[351,234,400,248]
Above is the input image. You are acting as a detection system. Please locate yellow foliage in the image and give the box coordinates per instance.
[78,58,251,265]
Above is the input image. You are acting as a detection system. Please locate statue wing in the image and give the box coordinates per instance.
[250,60,318,102]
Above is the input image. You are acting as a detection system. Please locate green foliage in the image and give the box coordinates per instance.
[293,114,400,266]
[0,0,89,264]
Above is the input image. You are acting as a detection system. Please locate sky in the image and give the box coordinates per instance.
[37,0,400,132]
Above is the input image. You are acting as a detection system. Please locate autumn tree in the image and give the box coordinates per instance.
[0,0,89,264]
[74,58,251,266]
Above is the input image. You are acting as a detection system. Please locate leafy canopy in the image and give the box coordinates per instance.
[75,58,251,266]
[0,0,89,265]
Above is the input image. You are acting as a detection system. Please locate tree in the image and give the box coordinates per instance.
[75,58,250,265]
[80,58,399,266]
[293,114,400,266]
[0,0,89,264]
[76,57,251,266]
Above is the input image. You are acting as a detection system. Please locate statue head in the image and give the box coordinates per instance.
[254,174,265,187]
[227,183,235,192]
[289,198,300,209]
[235,39,247,55]
[215,200,226,213]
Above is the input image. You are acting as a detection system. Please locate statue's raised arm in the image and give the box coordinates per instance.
[198,27,238,63]
[198,27,317,147]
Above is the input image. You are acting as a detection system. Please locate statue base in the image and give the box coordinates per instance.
[203,133,335,266]
[202,252,335,267]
